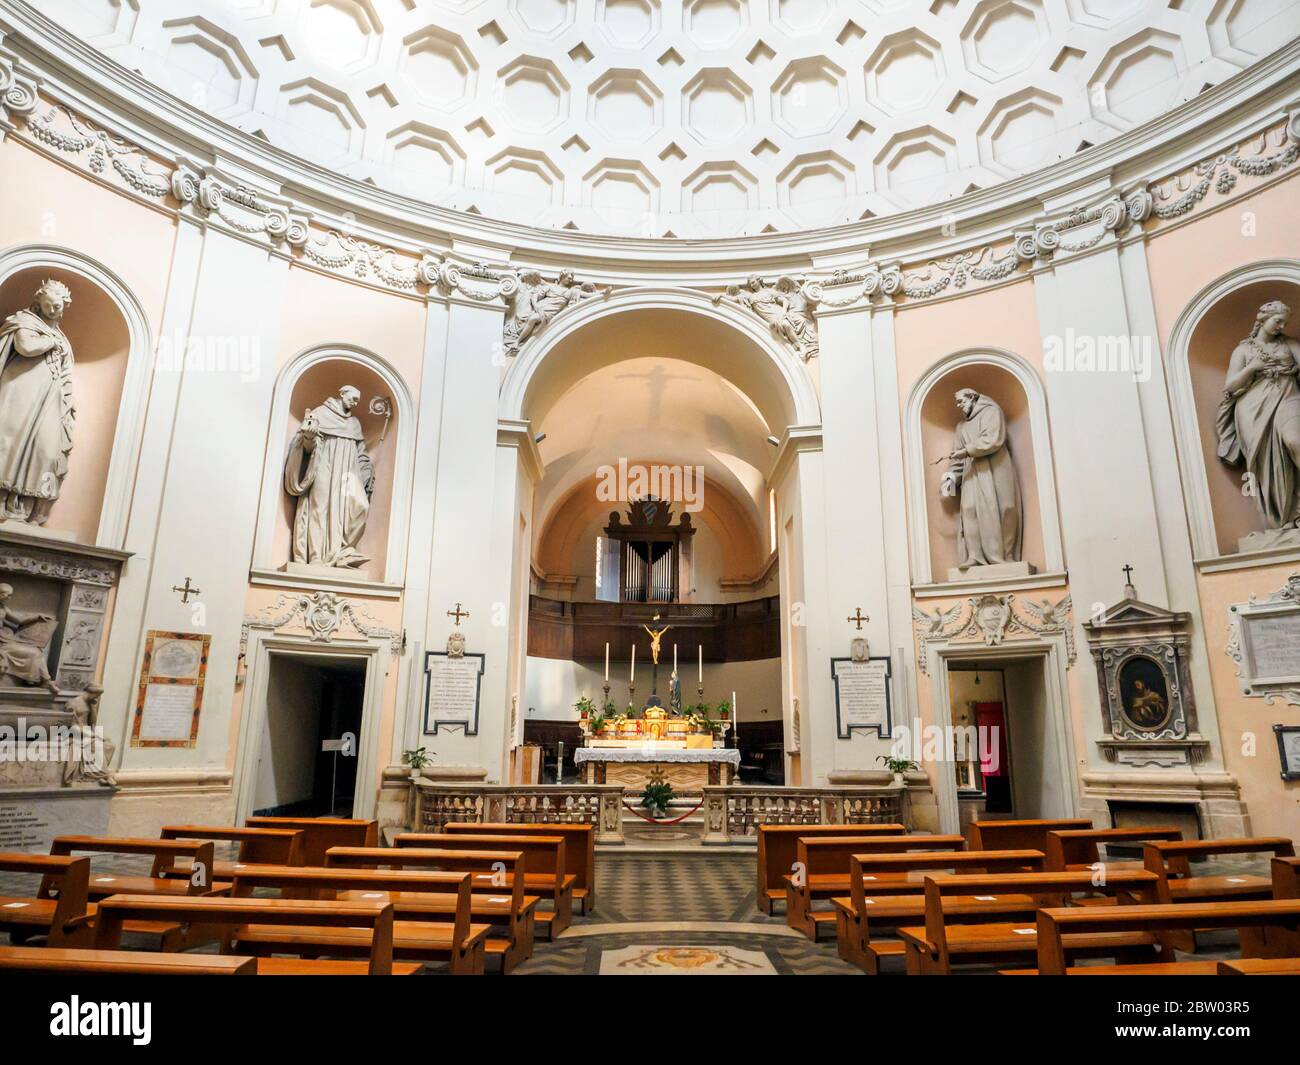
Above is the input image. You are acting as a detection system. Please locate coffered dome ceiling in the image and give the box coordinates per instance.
[37,0,1300,236]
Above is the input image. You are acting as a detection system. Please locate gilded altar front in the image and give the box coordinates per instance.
[574,745,740,792]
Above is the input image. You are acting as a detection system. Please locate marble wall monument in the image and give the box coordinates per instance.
[1216,299,1300,551]
[940,389,1030,581]
[0,280,75,526]
[284,385,374,570]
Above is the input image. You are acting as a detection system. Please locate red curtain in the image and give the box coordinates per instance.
[973,702,1007,777]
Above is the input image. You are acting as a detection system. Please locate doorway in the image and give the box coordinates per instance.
[252,655,366,818]
[946,655,1072,825]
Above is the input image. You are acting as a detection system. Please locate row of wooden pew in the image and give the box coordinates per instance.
[758,817,1300,975]
[0,816,597,975]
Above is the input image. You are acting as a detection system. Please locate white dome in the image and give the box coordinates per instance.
[32,0,1300,236]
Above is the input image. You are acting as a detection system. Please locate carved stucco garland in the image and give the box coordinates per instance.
[912,593,1075,675]
[1225,570,1300,708]
[239,591,402,658]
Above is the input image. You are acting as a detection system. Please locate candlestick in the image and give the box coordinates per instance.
[604,642,609,681]
[673,643,677,671]
[698,644,703,684]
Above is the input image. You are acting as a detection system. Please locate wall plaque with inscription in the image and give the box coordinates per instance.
[831,656,892,739]
[1227,572,1300,707]
[130,630,211,748]
[423,650,485,735]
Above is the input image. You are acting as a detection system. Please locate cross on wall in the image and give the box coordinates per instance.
[447,602,470,627]
[846,607,868,630]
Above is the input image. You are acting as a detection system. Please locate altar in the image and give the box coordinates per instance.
[575,745,740,791]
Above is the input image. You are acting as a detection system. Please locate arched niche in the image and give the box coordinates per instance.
[253,345,414,586]
[905,350,1062,585]
[1167,260,1300,558]
[0,245,152,547]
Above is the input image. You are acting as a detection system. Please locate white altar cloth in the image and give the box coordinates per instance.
[575,747,741,767]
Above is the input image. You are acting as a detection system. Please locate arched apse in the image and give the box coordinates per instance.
[1166,259,1300,558]
[498,286,821,434]
[252,344,415,585]
[0,244,153,547]
[904,348,1063,584]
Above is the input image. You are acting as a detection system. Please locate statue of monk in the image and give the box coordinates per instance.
[941,389,1023,569]
[284,385,375,569]
[0,280,75,525]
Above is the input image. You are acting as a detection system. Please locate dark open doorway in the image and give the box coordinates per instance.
[253,655,366,818]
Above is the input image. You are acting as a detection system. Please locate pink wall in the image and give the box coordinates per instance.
[0,138,176,542]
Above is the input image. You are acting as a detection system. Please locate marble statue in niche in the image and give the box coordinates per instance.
[0,280,75,526]
[1216,299,1300,549]
[63,683,114,787]
[940,389,1027,579]
[284,385,374,570]
[0,581,59,692]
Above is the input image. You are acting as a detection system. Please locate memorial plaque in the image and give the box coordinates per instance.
[1242,611,1300,681]
[130,631,211,748]
[831,656,892,738]
[423,650,485,735]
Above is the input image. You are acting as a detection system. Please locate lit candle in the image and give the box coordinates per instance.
[630,644,636,684]
[604,642,609,681]
[698,644,703,684]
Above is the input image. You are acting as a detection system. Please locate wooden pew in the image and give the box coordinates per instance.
[394,832,573,937]
[245,817,377,865]
[228,865,491,975]
[49,836,225,899]
[1033,899,1300,975]
[93,894,420,975]
[1143,837,1294,903]
[0,945,257,975]
[157,825,304,881]
[442,822,596,915]
[0,853,94,947]
[1044,826,1183,871]
[966,818,1093,854]
[832,849,1046,973]
[1218,957,1300,975]
[755,823,907,915]
[896,869,1161,974]
[325,846,537,973]
[1271,857,1300,954]
[785,834,966,940]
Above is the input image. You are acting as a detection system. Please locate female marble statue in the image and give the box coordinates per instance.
[941,389,1023,569]
[0,280,75,525]
[284,385,375,569]
[1216,300,1300,531]
[0,582,59,692]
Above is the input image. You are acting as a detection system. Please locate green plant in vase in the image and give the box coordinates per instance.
[877,754,919,784]
[574,695,595,718]
[641,779,675,818]
[402,747,433,781]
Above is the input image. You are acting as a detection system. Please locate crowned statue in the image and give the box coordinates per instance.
[0,280,76,526]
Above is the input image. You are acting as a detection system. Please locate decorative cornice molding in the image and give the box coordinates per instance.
[240,591,402,658]
[0,24,1298,315]
[912,593,1075,675]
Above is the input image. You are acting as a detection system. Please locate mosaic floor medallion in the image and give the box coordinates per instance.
[599,944,775,975]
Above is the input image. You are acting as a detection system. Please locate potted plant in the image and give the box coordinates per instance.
[877,754,919,787]
[403,747,432,781]
[641,779,675,819]
[574,695,594,719]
